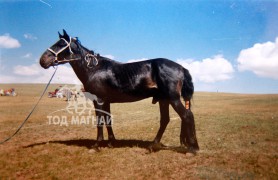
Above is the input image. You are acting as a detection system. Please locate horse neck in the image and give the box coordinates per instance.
[69,60,91,85]
[69,45,95,85]
[69,44,119,86]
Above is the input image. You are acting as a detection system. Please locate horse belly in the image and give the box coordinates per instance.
[107,87,157,103]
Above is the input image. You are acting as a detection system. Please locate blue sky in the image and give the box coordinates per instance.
[0,0,277,94]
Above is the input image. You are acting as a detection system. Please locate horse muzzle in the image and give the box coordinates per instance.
[39,52,55,69]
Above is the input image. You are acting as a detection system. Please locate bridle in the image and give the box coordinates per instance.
[47,37,98,67]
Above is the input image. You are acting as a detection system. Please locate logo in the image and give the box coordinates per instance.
[47,85,113,127]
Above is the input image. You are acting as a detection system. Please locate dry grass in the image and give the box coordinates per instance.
[0,84,277,179]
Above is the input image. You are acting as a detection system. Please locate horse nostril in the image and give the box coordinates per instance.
[39,56,44,63]
[39,58,46,67]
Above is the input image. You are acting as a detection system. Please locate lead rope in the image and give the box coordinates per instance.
[0,67,58,144]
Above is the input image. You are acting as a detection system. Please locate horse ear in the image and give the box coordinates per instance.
[63,29,70,41]
[63,29,67,35]
[58,31,62,39]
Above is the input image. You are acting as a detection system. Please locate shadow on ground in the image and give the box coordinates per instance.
[24,139,188,154]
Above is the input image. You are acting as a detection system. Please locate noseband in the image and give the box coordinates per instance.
[47,37,98,67]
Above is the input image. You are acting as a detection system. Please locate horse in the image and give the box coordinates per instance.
[0,89,4,96]
[66,90,97,116]
[57,85,73,101]
[1,88,16,96]
[39,30,199,153]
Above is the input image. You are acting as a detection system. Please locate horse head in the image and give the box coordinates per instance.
[39,30,83,69]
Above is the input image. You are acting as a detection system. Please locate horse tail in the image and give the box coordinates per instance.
[181,68,194,102]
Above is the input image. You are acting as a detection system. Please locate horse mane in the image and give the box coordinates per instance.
[75,39,95,56]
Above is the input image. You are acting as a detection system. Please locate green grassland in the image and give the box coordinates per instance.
[0,84,277,179]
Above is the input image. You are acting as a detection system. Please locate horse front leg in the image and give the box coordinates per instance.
[92,101,116,151]
[149,100,170,152]
[92,101,104,151]
[102,102,116,148]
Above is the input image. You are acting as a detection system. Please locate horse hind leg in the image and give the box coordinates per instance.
[171,99,199,153]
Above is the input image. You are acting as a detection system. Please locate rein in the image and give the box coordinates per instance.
[0,67,58,145]
[48,37,98,68]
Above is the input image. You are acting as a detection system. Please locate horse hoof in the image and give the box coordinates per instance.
[186,146,199,155]
[91,145,101,152]
[148,143,164,152]
[88,149,98,154]
[107,142,114,148]
[185,151,195,157]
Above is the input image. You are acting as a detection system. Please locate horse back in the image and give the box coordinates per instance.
[86,58,192,103]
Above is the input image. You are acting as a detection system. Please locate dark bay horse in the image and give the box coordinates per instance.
[40,30,199,153]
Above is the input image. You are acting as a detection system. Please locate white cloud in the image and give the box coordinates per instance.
[39,0,52,8]
[23,33,38,40]
[177,55,234,83]
[1,63,81,84]
[51,65,81,84]
[237,38,278,79]
[127,58,148,63]
[14,64,41,76]
[22,53,32,58]
[0,34,21,49]
[103,54,115,60]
